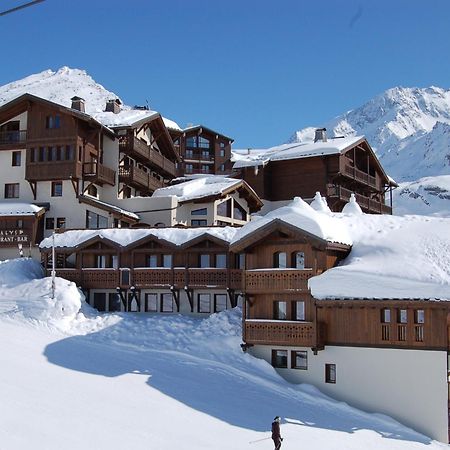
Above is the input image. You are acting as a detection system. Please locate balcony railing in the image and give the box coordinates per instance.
[49,267,243,290]
[0,130,27,148]
[119,166,164,193]
[119,136,176,177]
[244,319,325,348]
[245,269,314,293]
[381,323,425,344]
[83,162,116,186]
[26,160,82,181]
[342,162,377,188]
[327,184,392,214]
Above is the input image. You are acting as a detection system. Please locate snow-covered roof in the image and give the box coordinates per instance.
[0,203,45,217]
[309,211,450,301]
[233,136,365,168]
[79,195,140,221]
[94,109,160,128]
[39,226,238,250]
[231,197,353,247]
[152,176,245,203]
[162,117,181,131]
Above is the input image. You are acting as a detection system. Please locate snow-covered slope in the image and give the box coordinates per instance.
[288,86,450,215]
[1,258,447,450]
[0,66,181,130]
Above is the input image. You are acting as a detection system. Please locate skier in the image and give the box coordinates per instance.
[271,416,283,449]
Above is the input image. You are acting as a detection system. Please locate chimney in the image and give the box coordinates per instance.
[71,96,85,113]
[314,128,327,143]
[105,98,122,114]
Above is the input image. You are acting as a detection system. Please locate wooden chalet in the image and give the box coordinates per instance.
[235,131,398,214]
[169,125,234,176]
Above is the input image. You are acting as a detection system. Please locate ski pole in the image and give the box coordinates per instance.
[249,437,271,444]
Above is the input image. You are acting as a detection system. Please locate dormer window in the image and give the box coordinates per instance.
[273,252,287,269]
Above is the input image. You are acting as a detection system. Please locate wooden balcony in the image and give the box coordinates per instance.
[342,162,377,188]
[381,323,425,346]
[244,319,325,348]
[83,162,115,186]
[245,269,314,294]
[119,136,177,177]
[119,166,164,193]
[327,184,392,214]
[0,130,27,150]
[26,160,82,181]
[50,267,243,290]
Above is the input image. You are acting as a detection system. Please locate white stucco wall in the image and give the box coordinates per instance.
[249,344,449,442]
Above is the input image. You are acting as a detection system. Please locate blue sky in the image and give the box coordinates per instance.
[1,0,449,148]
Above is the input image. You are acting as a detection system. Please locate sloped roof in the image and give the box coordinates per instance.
[0,202,45,217]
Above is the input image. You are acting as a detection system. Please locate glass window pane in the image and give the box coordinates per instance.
[108,293,122,312]
[200,254,210,268]
[215,294,227,312]
[162,254,172,268]
[192,208,207,216]
[215,254,227,268]
[415,310,425,324]
[161,293,173,312]
[398,309,408,324]
[274,252,287,268]
[198,294,211,313]
[145,293,158,312]
[274,301,287,320]
[295,301,305,321]
[147,255,158,268]
[294,252,305,269]
[293,351,307,369]
[272,350,287,368]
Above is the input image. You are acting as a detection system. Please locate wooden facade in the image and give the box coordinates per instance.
[169,125,234,176]
[238,137,396,214]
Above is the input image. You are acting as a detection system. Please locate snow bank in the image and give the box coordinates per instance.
[0,259,83,329]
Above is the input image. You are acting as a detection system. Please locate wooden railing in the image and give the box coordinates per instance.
[83,162,116,186]
[26,161,82,181]
[327,184,392,214]
[342,162,377,188]
[119,136,176,177]
[381,323,424,344]
[245,269,314,293]
[0,130,27,147]
[119,166,164,192]
[244,320,325,348]
[49,267,242,290]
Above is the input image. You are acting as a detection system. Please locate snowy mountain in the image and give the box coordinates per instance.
[0,66,181,129]
[0,258,447,450]
[288,86,450,216]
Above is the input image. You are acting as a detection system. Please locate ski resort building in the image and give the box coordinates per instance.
[233,129,398,214]
[229,196,450,443]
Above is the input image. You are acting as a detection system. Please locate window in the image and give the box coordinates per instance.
[86,210,109,229]
[220,149,225,157]
[233,201,247,221]
[145,293,158,312]
[292,252,305,269]
[45,115,60,129]
[215,254,227,268]
[293,301,305,321]
[56,217,66,229]
[4,183,19,198]
[201,149,210,159]
[415,309,425,324]
[236,253,245,269]
[292,351,308,370]
[219,164,225,171]
[199,254,210,268]
[397,309,408,324]
[214,294,227,312]
[45,217,55,230]
[93,292,106,312]
[274,301,287,320]
[186,136,197,147]
[108,293,122,312]
[198,294,211,313]
[381,308,391,323]
[325,364,336,383]
[191,219,207,227]
[162,254,172,268]
[161,293,173,312]
[96,255,107,268]
[192,208,207,216]
[12,151,21,167]
[273,252,287,269]
[219,142,225,148]
[217,199,232,218]
[198,136,210,148]
[66,145,75,161]
[272,350,288,368]
[51,181,63,197]
[16,219,23,229]
[185,164,193,173]
[186,149,193,158]
[201,164,209,173]
[147,255,158,268]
